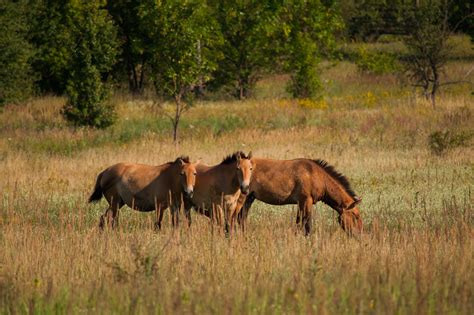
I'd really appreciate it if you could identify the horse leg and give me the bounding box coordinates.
[154,204,165,231]
[226,206,236,238]
[238,192,255,233]
[100,204,120,230]
[299,197,313,236]
[110,202,121,229]
[99,207,109,230]
[184,199,192,228]
[171,205,180,228]
[296,208,301,225]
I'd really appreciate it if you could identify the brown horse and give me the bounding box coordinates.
[237,158,363,235]
[88,156,199,229]
[180,151,254,236]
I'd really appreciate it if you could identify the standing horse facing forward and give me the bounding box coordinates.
[88,156,199,230]
[178,151,254,236]
[238,158,363,235]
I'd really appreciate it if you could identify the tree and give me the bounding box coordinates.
[61,1,119,128]
[139,0,221,142]
[30,1,71,94]
[342,0,409,41]
[0,0,34,105]
[208,0,279,99]
[402,0,467,108]
[280,0,343,99]
[107,0,150,94]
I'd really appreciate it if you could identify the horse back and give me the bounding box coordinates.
[251,158,324,204]
[100,162,176,211]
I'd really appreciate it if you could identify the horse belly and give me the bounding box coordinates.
[117,185,159,212]
[255,189,297,205]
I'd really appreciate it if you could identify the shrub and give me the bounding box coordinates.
[0,0,34,105]
[61,2,118,128]
[428,130,472,155]
[355,46,400,75]
[62,62,116,129]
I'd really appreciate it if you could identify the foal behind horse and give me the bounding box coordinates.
[182,151,254,236]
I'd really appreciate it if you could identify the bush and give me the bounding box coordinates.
[355,47,400,75]
[61,2,118,128]
[428,130,472,155]
[0,0,34,105]
[62,67,116,129]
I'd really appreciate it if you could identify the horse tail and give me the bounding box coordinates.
[88,171,104,203]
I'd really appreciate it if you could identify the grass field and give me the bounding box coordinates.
[1,57,473,314]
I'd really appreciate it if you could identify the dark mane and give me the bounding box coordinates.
[313,159,358,199]
[221,151,249,164]
[171,155,190,164]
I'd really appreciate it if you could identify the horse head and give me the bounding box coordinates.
[235,151,254,194]
[338,197,363,235]
[178,157,200,199]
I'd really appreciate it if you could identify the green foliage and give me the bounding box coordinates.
[107,0,150,93]
[285,36,322,98]
[342,0,408,41]
[208,0,279,99]
[30,2,72,94]
[139,0,220,101]
[340,0,472,42]
[61,1,119,128]
[448,0,473,41]
[0,0,34,105]
[355,46,400,74]
[428,130,472,155]
[281,0,343,99]
[402,1,452,107]
[139,0,222,141]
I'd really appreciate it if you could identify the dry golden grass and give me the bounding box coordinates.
[1,61,473,313]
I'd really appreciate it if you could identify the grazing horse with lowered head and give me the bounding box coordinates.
[180,151,254,236]
[237,158,363,235]
[88,156,199,229]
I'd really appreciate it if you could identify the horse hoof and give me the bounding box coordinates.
[154,222,161,231]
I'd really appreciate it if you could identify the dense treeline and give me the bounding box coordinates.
[340,0,473,41]
[0,0,472,130]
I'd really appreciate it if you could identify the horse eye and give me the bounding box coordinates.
[181,172,184,175]
[250,167,253,171]
[193,172,197,176]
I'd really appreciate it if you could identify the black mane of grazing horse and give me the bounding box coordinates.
[312,159,358,200]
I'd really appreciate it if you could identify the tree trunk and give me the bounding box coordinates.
[172,119,179,143]
[138,58,146,93]
[431,64,439,108]
[172,95,181,143]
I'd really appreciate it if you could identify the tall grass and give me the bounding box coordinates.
[1,57,473,313]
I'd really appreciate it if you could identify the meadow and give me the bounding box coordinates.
[0,53,473,313]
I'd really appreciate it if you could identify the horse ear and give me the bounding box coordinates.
[236,153,241,161]
[248,151,253,159]
[347,197,362,210]
[178,158,185,166]
[195,159,201,165]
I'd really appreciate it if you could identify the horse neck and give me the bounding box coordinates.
[321,175,354,213]
[164,163,181,188]
[213,163,239,191]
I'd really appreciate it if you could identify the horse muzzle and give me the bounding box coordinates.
[184,189,194,198]
[240,185,250,194]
